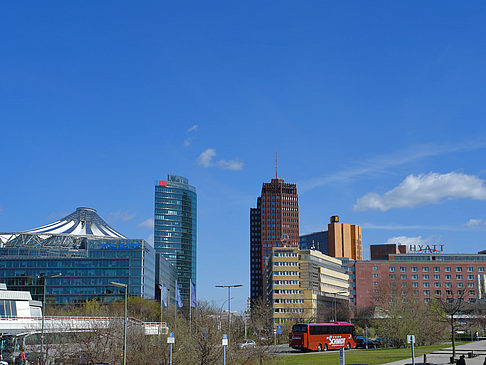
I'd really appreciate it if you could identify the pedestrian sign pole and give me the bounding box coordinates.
[339,346,345,365]
[407,335,416,365]
[222,334,228,365]
[167,332,175,365]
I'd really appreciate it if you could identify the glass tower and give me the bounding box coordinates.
[154,175,197,304]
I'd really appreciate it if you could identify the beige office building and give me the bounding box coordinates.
[268,247,349,329]
[328,216,363,261]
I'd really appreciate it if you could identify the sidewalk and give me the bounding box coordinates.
[382,340,486,365]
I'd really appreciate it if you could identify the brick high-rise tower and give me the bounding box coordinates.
[250,178,299,303]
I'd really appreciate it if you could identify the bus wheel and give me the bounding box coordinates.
[317,344,322,352]
[324,344,328,351]
[346,343,351,350]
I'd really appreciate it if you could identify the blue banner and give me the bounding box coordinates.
[161,282,168,307]
[176,281,183,308]
[190,279,197,308]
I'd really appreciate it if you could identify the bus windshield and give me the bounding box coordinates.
[292,324,308,333]
[0,335,15,352]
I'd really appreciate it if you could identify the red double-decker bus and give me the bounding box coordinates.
[289,322,357,352]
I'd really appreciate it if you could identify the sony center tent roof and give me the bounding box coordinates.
[0,207,126,247]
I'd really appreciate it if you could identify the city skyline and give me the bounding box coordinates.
[1,2,486,311]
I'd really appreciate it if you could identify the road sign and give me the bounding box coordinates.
[277,326,283,335]
[407,335,415,344]
[222,334,228,346]
[167,332,175,344]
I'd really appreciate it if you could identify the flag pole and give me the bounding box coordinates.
[174,280,177,332]
[190,279,192,334]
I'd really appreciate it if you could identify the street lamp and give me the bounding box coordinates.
[39,273,62,365]
[332,290,348,322]
[110,282,128,365]
[215,284,243,345]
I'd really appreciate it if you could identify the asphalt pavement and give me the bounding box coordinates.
[383,340,486,365]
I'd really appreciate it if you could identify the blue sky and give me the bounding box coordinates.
[1,2,486,311]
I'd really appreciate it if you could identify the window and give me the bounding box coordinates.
[424,298,431,303]
[435,290,442,296]
[468,283,475,288]
[411,266,418,272]
[389,266,395,272]
[445,266,451,272]
[479,267,484,273]
[400,274,407,280]
[423,274,429,280]
[433,274,440,280]
[373,282,378,286]
[373,274,379,278]
[457,282,464,288]
[373,265,378,271]
[423,282,430,288]
[434,282,441,287]
[445,274,451,280]
[458,290,463,295]
[469,290,475,296]
[389,274,396,279]
[434,267,440,272]
[401,282,407,287]
[412,274,418,280]
[424,290,430,295]
[456,267,462,272]
[456,274,463,280]
[446,282,452,288]
[446,290,453,296]
[400,266,407,272]
[468,275,474,281]
[422,266,429,272]
[412,282,418,288]
[467,266,474,272]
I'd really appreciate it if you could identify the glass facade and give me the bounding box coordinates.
[154,175,197,303]
[300,231,329,254]
[0,238,157,304]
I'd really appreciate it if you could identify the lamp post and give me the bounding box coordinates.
[110,282,128,365]
[39,273,62,365]
[216,284,243,346]
[332,290,348,322]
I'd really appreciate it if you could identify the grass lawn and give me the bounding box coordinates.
[277,343,468,365]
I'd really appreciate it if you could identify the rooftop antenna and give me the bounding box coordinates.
[275,152,278,179]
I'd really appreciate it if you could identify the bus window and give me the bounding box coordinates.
[292,324,308,333]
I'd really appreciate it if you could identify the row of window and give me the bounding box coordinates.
[274,308,304,313]
[274,299,304,304]
[273,252,298,257]
[274,280,299,285]
[377,273,478,281]
[374,281,474,289]
[274,271,299,276]
[274,262,298,267]
[274,289,301,294]
[382,265,484,273]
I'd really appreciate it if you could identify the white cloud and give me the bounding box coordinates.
[138,218,154,229]
[386,235,428,246]
[466,218,483,227]
[197,148,243,170]
[146,234,154,245]
[218,159,244,171]
[183,139,192,147]
[187,124,198,133]
[301,138,486,192]
[197,149,217,167]
[108,211,136,222]
[354,172,486,211]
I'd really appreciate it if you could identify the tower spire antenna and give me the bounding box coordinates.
[275,152,278,179]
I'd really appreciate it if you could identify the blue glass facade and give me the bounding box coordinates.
[154,175,197,304]
[0,238,157,303]
[300,231,329,254]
